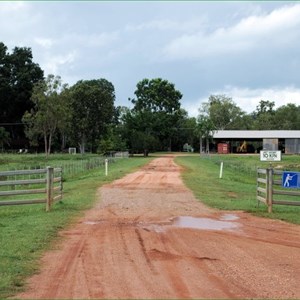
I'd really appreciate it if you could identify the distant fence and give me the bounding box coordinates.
[0,156,116,180]
[0,167,62,211]
[257,168,300,212]
[59,156,115,178]
[113,151,129,158]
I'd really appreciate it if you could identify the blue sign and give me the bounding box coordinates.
[282,172,300,188]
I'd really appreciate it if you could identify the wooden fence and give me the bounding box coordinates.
[257,168,300,213]
[0,167,62,211]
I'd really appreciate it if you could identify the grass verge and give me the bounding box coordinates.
[0,156,152,298]
[176,155,300,225]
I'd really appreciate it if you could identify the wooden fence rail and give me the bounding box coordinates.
[0,167,62,211]
[257,168,300,213]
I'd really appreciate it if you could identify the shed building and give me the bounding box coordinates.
[212,130,300,154]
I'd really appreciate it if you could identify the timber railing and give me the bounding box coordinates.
[0,167,62,211]
[257,168,300,213]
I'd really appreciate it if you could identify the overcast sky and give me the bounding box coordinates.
[1,1,300,117]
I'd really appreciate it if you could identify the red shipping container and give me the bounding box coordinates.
[218,143,229,154]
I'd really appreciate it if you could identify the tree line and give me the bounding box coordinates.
[1,42,300,155]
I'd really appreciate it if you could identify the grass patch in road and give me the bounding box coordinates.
[0,156,152,299]
[176,155,300,225]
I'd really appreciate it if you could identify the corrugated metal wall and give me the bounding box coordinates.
[263,139,278,151]
[285,138,300,154]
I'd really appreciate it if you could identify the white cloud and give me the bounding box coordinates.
[34,38,54,49]
[41,51,77,75]
[34,31,119,54]
[125,18,206,33]
[186,85,300,117]
[63,32,119,48]
[163,3,300,59]
[31,31,121,81]
[0,2,41,40]
[0,1,26,12]
[228,86,300,113]
[184,102,200,119]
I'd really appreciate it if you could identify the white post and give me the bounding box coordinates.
[105,159,108,176]
[219,161,223,179]
[46,166,54,212]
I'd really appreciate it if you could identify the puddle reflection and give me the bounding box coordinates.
[84,214,241,233]
[173,216,239,231]
[141,214,240,233]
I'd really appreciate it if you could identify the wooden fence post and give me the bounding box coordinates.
[46,166,54,212]
[266,168,273,213]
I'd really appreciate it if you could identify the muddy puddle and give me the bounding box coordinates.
[219,214,240,221]
[172,215,239,231]
[83,221,100,225]
[141,214,241,233]
[83,214,241,233]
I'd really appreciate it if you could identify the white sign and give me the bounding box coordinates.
[260,150,281,161]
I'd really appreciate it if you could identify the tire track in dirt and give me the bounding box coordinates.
[16,156,300,299]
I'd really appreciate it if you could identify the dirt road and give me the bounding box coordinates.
[17,156,300,299]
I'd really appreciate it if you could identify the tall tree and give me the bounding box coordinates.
[196,114,215,154]
[9,47,44,122]
[273,103,300,130]
[22,75,68,156]
[255,100,275,115]
[201,95,245,130]
[0,127,10,152]
[0,42,44,146]
[122,109,160,156]
[0,43,10,122]
[70,79,115,154]
[57,86,73,150]
[252,100,276,129]
[175,110,198,151]
[128,78,183,154]
[131,78,182,113]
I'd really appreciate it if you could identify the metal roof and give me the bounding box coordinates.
[213,130,300,139]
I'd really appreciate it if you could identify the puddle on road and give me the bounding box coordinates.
[219,214,240,221]
[83,214,241,233]
[141,214,240,233]
[83,221,100,225]
[172,216,239,231]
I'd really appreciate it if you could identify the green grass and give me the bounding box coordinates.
[176,155,300,225]
[0,156,152,298]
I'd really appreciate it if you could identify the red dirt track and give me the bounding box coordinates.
[17,156,300,299]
